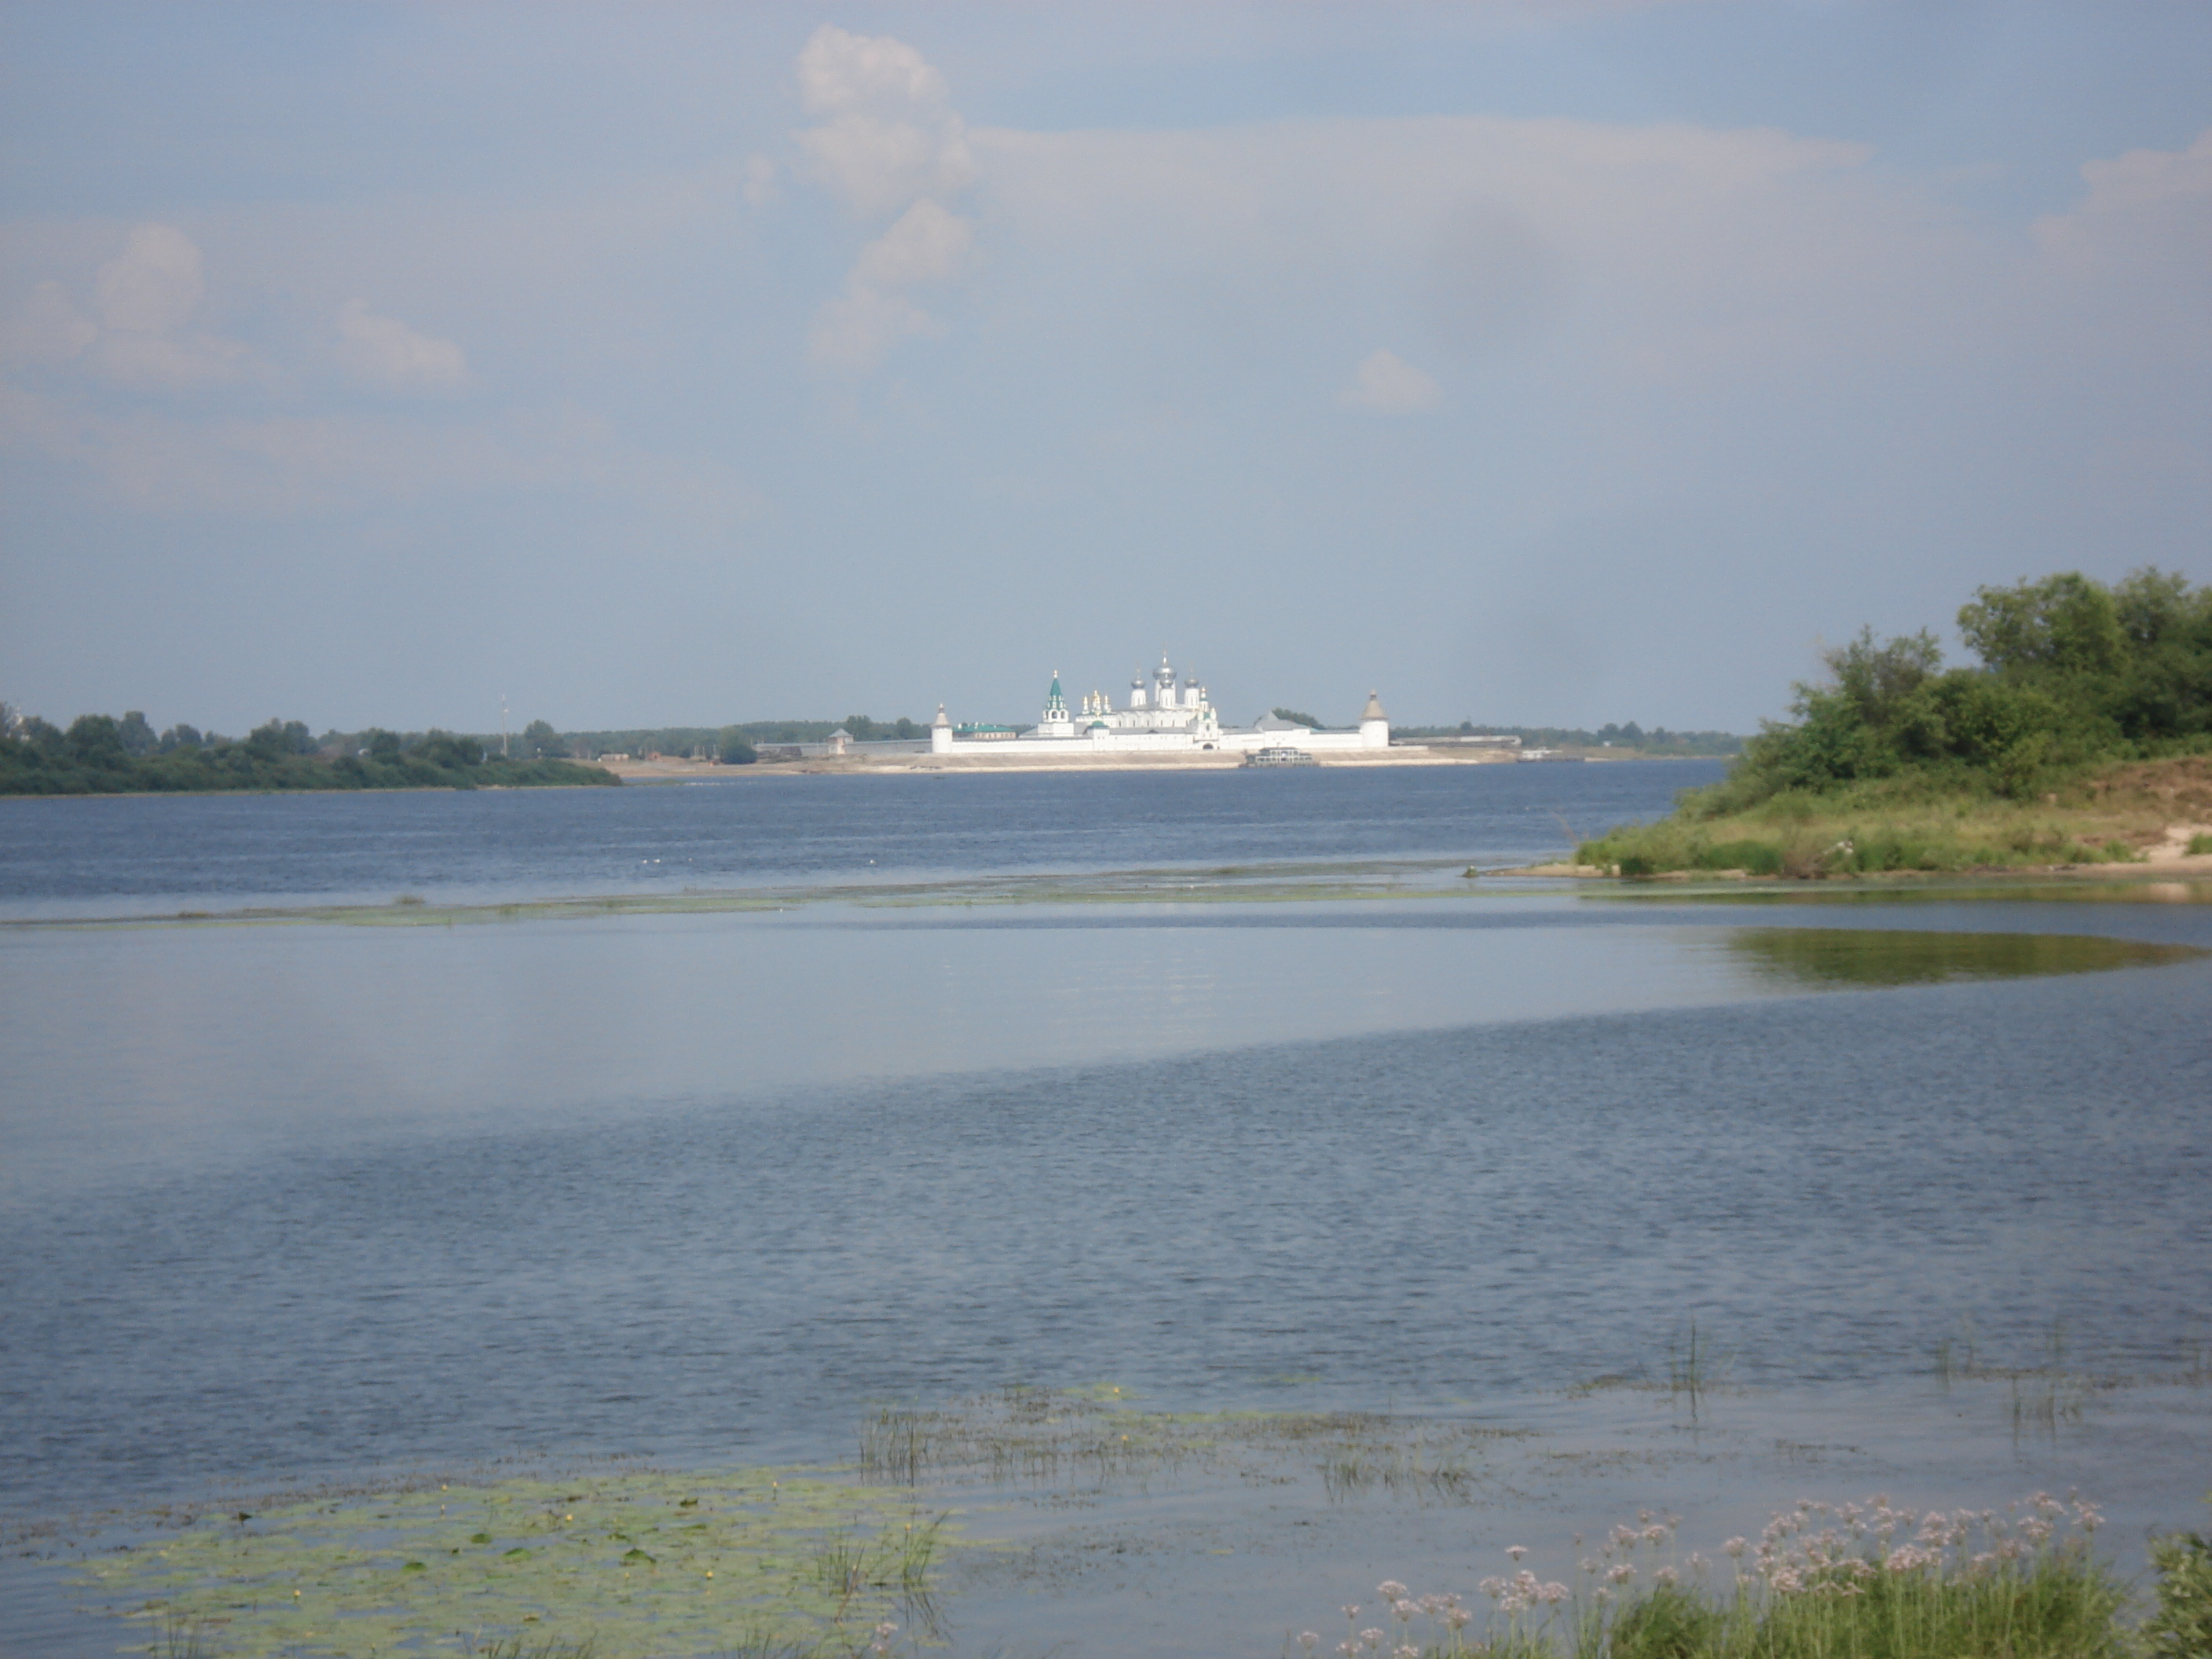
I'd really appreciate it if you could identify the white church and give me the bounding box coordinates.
[926,654,1390,757]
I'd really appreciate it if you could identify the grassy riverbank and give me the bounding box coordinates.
[1576,753,2212,877]
[1301,1494,2211,1659]
[1574,569,2212,877]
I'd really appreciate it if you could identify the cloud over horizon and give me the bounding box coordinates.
[1343,350,1442,414]
[797,24,981,374]
[0,6,2203,733]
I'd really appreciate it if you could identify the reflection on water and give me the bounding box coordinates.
[1726,926,2205,987]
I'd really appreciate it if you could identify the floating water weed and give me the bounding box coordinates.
[856,1388,1512,1503]
[147,1615,216,1659]
[1318,1437,1475,1505]
[83,1466,964,1659]
[1665,1319,1726,1417]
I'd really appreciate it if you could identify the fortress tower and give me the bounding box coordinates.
[1359,690,1389,749]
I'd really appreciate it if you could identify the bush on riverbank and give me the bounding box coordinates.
[2144,1513,2212,1659]
[1577,569,2212,874]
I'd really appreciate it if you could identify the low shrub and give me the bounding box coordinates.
[2144,1506,2212,1659]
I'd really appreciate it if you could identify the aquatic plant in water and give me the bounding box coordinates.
[859,1385,1516,1503]
[79,1465,961,1659]
[1291,1492,2130,1658]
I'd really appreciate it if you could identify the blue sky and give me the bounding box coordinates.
[2,2,2206,734]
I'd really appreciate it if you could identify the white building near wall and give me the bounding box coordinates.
[928,654,1389,757]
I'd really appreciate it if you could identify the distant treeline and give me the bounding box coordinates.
[565,716,928,764]
[0,712,617,796]
[1393,721,1745,756]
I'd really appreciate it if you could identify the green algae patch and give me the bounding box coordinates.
[1724,926,2203,990]
[3,858,1505,933]
[79,1466,965,1658]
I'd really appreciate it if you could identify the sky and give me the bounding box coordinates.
[1,2,2207,735]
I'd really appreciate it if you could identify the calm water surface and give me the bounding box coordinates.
[2,767,2207,1656]
[0,760,1720,917]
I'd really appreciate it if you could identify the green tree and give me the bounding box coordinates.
[1958,572,2126,679]
[19,716,66,756]
[66,714,130,767]
[718,727,758,765]
[518,719,565,759]
[416,731,483,769]
[1821,627,1943,727]
[117,710,157,756]
[244,719,317,760]
[1271,707,1320,728]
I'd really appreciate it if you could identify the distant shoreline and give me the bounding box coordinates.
[598,748,1715,782]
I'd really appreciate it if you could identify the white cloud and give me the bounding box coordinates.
[797,24,951,117]
[13,222,262,386]
[743,153,779,207]
[795,31,981,375]
[810,200,976,372]
[0,281,99,364]
[809,284,947,374]
[95,224,206,334]
[852,200,976,287]
[2031,127,2212,355]
[2070,126,2212,215]
[1,377,756,522]
[1342,348,1442,413]
[794,24,974,218]
[965,115,1978,387]
[335,300,470,392]
[94,331,254,388]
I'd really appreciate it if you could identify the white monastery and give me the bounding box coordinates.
[924,654,1389,758]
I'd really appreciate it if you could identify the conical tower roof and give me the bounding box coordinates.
[1361,690,1387,722]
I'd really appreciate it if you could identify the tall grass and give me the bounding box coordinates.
[1579,812,2145,879]
[1288,1493,2139,1659]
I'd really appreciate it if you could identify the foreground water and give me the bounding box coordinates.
[2,765,2207,1657]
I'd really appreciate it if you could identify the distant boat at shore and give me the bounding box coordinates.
[1241,745,1318,767]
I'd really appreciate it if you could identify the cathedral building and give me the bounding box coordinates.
[928,654,1388,757]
